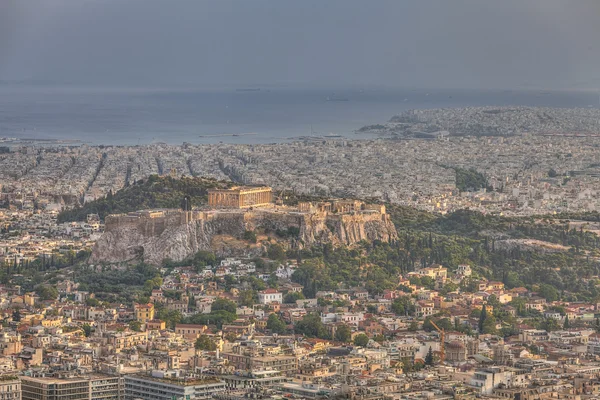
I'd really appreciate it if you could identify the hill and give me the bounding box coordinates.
[57,175,233,223]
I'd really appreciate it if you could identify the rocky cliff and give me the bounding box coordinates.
[90,208,397,265]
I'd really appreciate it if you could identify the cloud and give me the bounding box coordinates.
[0,0,599,89]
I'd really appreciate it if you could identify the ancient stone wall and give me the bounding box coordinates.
[91,208,397,265]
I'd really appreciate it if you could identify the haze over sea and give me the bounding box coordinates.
[0,85,599,146]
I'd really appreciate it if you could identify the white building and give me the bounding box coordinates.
[257,289,282,305]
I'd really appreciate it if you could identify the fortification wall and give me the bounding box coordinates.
[92,208,397,264]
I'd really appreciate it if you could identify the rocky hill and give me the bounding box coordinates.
[90,208,398,265]
[58,175,232,222]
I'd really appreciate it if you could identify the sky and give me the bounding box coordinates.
[0,0,599,90]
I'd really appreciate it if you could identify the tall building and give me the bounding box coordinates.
[21,374,121,400]
[134,303,155,323]
[0,376,21,400]
[124,372,225,400]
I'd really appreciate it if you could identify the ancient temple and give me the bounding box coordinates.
[208,186,273,209]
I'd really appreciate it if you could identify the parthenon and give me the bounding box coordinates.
[208,186,273,209]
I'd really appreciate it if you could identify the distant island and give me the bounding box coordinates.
[357,106,600,138]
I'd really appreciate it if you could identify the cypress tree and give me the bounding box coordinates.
[425,346,434,366]
[478,304,488,333]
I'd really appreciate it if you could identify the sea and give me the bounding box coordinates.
[0,84,598,146]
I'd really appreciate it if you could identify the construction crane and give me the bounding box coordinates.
[429,320,445,363]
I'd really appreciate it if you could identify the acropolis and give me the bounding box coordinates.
[208,186,273,209]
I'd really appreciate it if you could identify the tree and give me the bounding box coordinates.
[548,168,558,178]
[353,333,369,347]
[156,308,183,330]
[478,304,488,333]
[539,284,559,302]
[267,244,286,261]
[211,298,237,314]
[188,310,236,329]
[539,317,560,332]
[373,334,385,344]
[36,285,59,301]
[192,251,217,270]
[243,230,257,243]
[224,332,238,342]
[85,297,101,307]
[563,315,569,329]
[11,309,21,322]
[144,276,163,291]
[423,317,435,332]
[283,291,305,304]
[238,290,256,307]
[440,282,458,295]
[195,335,217,351]
[129,321,142,332]
[425,346,434,366]
[266,313,287,334]
[334,324,352,342]
[392,296,414,316]
[420,276,435,290]
[436,318,452,331]
[408,321,419,331]
[82,323,92,337]
[295,314,329,339]
[481,314,497,335]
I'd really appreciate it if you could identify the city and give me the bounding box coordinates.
[3,1,600,399]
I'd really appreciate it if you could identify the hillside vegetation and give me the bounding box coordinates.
[53,176,600,302]
[58,175,232,222]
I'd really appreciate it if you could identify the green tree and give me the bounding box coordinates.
[563,315,569,329]
[420,276,435,290]
[267,244,286,261]
[353,333,369,347]
[195,335,217,351]
[238,290,256,307]
[539,284,559,302]
[392,296,415,316]
[36,285,59,301]
[211,298,237,314]
[440,282,458,295]
[539,317,560,332]
[156,308,183,329]
[188,310,236,329]
[423,317,435,332]
[144,276,163,291]
[478,304,488,333]
[295,314,329,339]
[425,346,434,366]
[482,314,497,334]
[266,313,287,334]
[85,297,100,307]
[82,323,92,337]
[408,321,419,331]
[192,251,217,269]
[334,324,352,342]
[243,230,257,243]
[129,321,142,332]
[283,291,305,304]
[373,334,385,344]
[11,309,21,322]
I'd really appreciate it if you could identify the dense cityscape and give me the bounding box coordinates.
[2,116,600,398]
[3,1,600,399]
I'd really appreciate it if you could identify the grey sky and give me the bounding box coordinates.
[1,0,599,89]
